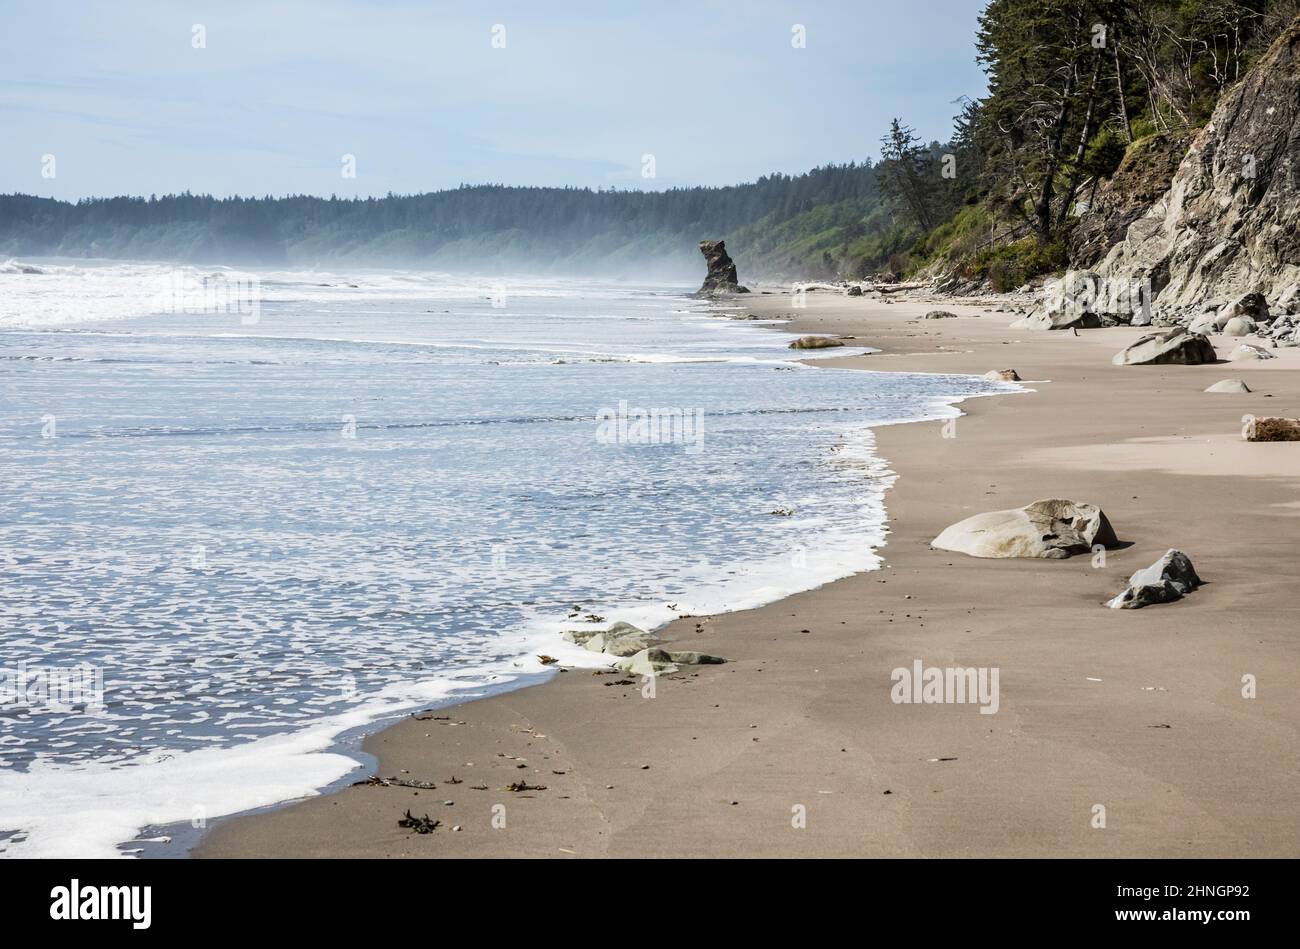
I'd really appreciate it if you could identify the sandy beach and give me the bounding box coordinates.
[196,291,1300,859]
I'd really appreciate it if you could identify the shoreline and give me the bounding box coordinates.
[196,290,1300,858]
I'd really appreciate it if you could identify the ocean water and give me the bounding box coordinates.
[0,260,1011,857]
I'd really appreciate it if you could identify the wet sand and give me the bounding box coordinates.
[197,291,1300,858]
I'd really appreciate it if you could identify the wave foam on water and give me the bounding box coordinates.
[0,263,1018,858]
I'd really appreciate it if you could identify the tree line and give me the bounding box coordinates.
[5,2,1294,284]
[0,164,885,280]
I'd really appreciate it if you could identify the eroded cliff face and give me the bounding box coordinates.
[1069,132,1194,270]
[1096,17,1300,308]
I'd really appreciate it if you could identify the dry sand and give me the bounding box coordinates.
[197,291,1300,858]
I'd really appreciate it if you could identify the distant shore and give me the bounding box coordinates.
[196,288,1300,858]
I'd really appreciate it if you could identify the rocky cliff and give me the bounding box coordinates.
[1095,17,1300,309]
[1069,132,1193,269]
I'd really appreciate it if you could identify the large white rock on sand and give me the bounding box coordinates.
[1011,310,1101,331]
[1223,316,1258,337]
[983,369,1022,382]
[1228,343,1275,361]
[932,499,1119,560]
[1205,378,1252,393]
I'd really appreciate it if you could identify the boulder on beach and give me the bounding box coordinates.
[566,621,656,658]
[983,369,1022,382]
[1220,292,1270,322]
[1223,316,1258,337]
[585,622,656,658]
[696,240,749,295]
[1012,310,1101,331]
[1228,343,1275,361]
[932,499,1119,560]
[1106,549,1202,610]
[1204,379,1252,393]
[1111,327,1216,366]
[665,650,727,666]
[788,336,845,350]
[614,647,726,677]
[924,310,957,320]
[1188,311,1230,335]
[1245,416,1300,441]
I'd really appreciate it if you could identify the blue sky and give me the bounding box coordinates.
[2,0,990,199]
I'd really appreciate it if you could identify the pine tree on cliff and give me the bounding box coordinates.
[878,119,936,231]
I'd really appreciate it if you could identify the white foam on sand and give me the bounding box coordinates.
[0,419,912,860]
[0,630,612,859]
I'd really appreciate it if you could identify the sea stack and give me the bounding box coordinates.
[697,239,749,295]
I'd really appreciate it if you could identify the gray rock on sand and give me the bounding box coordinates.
[932,499,1119,560]
[1204,379,1252,393]
[788,336,845,350]
[1106,549,1202,610]
[1245,417,1300,441]
[564,621,656,658]
[1112,327,1216,366]
[983,369,1022,382]
[1223,316,1258,337]
[615,647,726,677]
[588,622,657,658]
[924,310,958,320]
[1012,310,1101,331]
[1188,310,1232,335]
[1228,343,1275,361]
[665,650,726,666]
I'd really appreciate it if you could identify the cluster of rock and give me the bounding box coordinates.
[562,621,725,676]
[933,500,1202,610]
[1016,274,1300,344]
